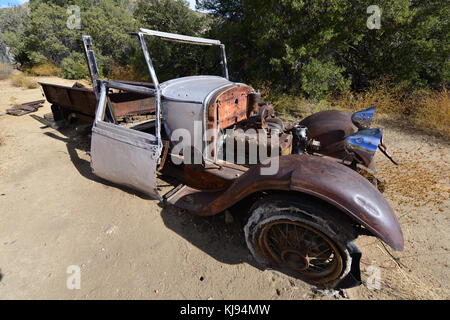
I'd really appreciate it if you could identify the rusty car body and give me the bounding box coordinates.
[41,29,403,289]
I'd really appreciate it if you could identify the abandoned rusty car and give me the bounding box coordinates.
[39,29,403,289]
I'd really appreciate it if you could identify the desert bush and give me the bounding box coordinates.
[199,0,449,96]
[61,52,89,80]
[329,82,450,138]
[413,88,450,138]
[270,78,450,138]
[301,59,351,100]
[28,63,60,76]
[329,79,409,115]
[10,73,39,89]
[0,63,13,80]
[107,65,144,81]
[132,0,214,82]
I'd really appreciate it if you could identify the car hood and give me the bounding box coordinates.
[160,76,233,103]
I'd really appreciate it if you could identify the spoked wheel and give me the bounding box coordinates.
[245,195,357,288]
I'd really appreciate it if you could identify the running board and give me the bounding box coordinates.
[163,184,222,215]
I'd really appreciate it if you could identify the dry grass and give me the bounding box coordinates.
[108,65,143,81]
[270,79,450,139]
[27,63,60,76]
[330,82,450,138]
[413,89,450,138]
[0,63,13,80]
[10,73,39,89]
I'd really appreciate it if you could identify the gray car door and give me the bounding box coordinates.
[90,81,161,199]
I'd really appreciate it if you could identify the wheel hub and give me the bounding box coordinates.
[281,249,309,271]
[258,219,344,284]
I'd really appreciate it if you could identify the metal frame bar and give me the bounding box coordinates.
[95,80,158,126]
[140,28,221,46]
[138,28,229,80]
[82,35,100,98]
[95,83,107,123]
[105,80,156,96]
[220,44,229,80]
[137,32,162,147]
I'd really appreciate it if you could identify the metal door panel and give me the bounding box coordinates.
[90,82,160,199]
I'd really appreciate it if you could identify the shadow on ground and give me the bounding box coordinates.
[36,116,262,271]
[160,204,262,269]
[40,121,154,200]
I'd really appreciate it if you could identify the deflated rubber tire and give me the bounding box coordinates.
[244,194,358,288]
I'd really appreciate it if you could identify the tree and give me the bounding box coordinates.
[132,0,215,82]
[197,0,449,97]
[1,0,137,77]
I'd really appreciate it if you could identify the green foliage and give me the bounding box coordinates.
[0,4,27,34]
[301,59,351,100]
[0,0,215,81]
[1,0,447,98]
[198,0,449,95]
[132,0,216,82]
[0,4,28,63]
[2,0,137,70]
[61,52,88,79]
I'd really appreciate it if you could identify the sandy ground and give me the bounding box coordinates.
[0,76,449,300]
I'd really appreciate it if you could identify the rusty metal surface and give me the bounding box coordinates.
[40,82,98,116]
[299,110,357,148]
[166,154,404,251]
[114,80,155,88]
[109,92,155,117]
[40,82,156,119]
[208,84,255,131]
[6,100,45,116]
[315,154,385,192]
[258,219,345,283]
[162,155,243,191]
[204,83,254,160]
[247,91,261,117]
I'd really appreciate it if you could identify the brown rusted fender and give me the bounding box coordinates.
[299,110,377,168]
[168,154,404,251]
[299,110,357,148]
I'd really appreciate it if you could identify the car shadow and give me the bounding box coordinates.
[159,203,263,269]
[41,123,154,200]
[37,117,263,271]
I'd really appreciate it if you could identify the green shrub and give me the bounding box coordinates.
[61,52,89,80]
[28,51,47,65]
[301,59,351,100]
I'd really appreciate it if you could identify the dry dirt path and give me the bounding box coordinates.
[0,77,449,299]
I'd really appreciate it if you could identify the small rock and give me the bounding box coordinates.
[105,225,118,235]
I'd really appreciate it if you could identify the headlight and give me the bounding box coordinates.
[351,106,377,130]
[344,128,382,166]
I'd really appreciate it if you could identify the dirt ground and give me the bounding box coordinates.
[0,76,449,300]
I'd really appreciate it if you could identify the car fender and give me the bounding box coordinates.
[299,110,357,148]
[168,154,403,251]
[286,155,403,250]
